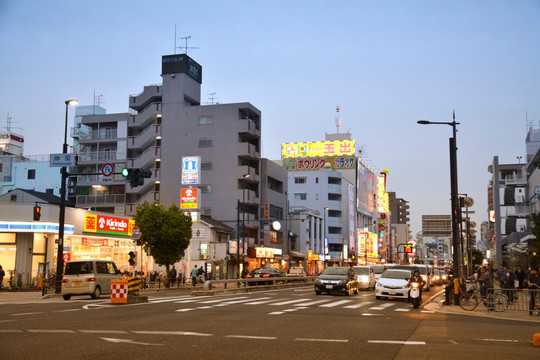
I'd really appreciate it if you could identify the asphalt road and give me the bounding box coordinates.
[0,285,538,360]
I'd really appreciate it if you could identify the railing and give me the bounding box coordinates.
[78,128,118,141]
[201,276,316,291]
[486,288,540,314]
[77,150,119,162]
[76,194,126,205]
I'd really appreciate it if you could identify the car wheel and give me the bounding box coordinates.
[63,295,71,300]
[315,291,322,295]
[91,286,101,299]
[376,296,382,300]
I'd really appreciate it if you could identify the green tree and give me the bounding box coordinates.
[471,248,484,266]
[133,201,192,285]
[528,212,540,267]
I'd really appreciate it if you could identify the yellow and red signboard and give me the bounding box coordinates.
[84,214,134,236]
[357,230,378,258]
[283,156,357,171]
[282,140,355,159]
[180,188,199,209]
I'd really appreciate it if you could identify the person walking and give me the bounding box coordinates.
[0,265,5,290]
[526,266,540,315]
[499,265,517,302]
[191,265,198,286]
[169,266,177,287]
[515,265,526,289]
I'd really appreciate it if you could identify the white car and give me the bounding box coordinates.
[352,266,376,290]
[375,269,412,301]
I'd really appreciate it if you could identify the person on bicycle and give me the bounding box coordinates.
[478,266,493,299]
[526,266,540,315]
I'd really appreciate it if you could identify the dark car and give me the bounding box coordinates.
[314,267,359,296]
[246,267,284,286]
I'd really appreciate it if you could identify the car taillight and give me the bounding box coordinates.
[86,277,96,282]
[62,279,69,283]
[246,274,253,278]
[262,274,270,278]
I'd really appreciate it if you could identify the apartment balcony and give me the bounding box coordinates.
[327,183,342,195]
[238,118,261,140]
[237,165,260,183]
[125,191,160,216]
[129,85,162,111]
[127,146,161,169]
[129,103,162,128]
[238,142,260,161]
[75,194,125,207]
[504,175,527,185]
[77,128,119,144]
[77,150,121,164]
[128,124,161,149]
[75,172,126,185]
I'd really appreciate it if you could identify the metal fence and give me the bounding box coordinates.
[486,287,540,314]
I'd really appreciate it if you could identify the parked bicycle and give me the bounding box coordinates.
[456,279,509,312]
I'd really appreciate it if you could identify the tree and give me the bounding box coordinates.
[528,212,540,267]
[471,248,484,266]
[133,201,192,285]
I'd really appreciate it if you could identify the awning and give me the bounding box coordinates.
[289,251,306,259]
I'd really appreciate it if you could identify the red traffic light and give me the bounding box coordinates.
[33,205,41,221]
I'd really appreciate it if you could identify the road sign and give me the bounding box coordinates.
[101,163,114,177]
[50,153,76,167]
[131,225,141,240]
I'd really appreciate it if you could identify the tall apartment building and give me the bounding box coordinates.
[388,192,410,225]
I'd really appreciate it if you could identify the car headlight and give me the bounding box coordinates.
[339,279,347,285]
[360,276,369,282]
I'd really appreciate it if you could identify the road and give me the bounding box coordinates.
[0,285,538,359]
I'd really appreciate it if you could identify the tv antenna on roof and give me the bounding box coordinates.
[207,92,219,105]
[174,25,199,54]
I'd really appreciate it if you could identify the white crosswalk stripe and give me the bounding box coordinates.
[270,299,309,306]
[319,300,353,308]
[369,302,396,311]
[343,301,374,309]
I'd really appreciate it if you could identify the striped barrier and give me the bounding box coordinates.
[111,279,128,304]
[128,277,140,296]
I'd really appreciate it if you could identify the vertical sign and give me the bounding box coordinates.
[182,156,201,185]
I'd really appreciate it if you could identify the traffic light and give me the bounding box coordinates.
[33,205,41,221]
[128,251,137,266]
[404,243,413,253]
[121,168,152,187]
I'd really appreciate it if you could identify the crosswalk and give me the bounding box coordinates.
[147,294,434,315]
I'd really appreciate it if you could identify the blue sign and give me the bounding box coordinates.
[50,153,76,167]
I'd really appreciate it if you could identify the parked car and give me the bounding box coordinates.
[62,260,122,300]
[246,267,283,286]
[286,266,307,277]
[375,269,413,301]
[314,267,359,296]
[352,266,376,290]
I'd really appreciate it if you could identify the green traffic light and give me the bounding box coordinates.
[121,168,129,177]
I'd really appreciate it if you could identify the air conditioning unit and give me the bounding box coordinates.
[199,254,207,260]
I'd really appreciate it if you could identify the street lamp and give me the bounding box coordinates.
[417,111,461,277]
[56,99,78,293]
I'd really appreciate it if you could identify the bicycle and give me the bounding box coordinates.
[483,289,509,312]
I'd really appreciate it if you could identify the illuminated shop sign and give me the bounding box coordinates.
[282,140,355,159]
[283,156,356,171]
[84,214,134,236]
[0,222,74,234]
[357,230,378,258]
[180,188,199,209]
[377,175,389,214]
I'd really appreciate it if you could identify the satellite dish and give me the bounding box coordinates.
[463,197,474,208]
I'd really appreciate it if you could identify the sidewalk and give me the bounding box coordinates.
[424,290,540,323]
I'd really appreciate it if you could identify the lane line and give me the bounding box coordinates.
[296,338,348,343]
[475,338,519,343]
[11,312,42,316]
[199,297,249,304]
[133,330,213,337]
[176,308,195,312]
[269,311,285,315]
[28,329,75,333]
[226,335,276,340]
[0,329,23,333]
[368,340,425,345]
[55,309,82,313]
[79,330,128,334]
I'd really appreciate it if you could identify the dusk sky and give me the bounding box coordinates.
[0,0,539,236]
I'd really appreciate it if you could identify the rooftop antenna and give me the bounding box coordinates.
[176,33,199,54]
[335,106,342,133]
[3,112,23,134]
[207,92,219,105]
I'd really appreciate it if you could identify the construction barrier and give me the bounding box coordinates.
[128,277,140,296]
[111,279,128,304]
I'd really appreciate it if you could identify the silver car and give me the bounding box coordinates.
[62,260,122,300]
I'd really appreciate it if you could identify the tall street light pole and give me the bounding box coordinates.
[56,99,78,294]
[417,111,461,277]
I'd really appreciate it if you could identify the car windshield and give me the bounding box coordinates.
[392,266,427,275]
[372,265,385,274]
[353,267,369,275]
[322,267,348,276]
[381,270,411,279]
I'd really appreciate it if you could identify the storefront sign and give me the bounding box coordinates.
[181,156,201,185]
[282,140,355,158]
[180,188,199,209]
[84,214,134,236]
[82,238,109,247]
[283,156,356,171]
[0,221,74,234]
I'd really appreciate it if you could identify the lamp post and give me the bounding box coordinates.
[323,207,328,268]
[56,99,78,294]
[417,111,461,278]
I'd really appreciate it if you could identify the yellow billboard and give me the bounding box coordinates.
[282,140,355,159]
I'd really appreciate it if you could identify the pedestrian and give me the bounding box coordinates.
[499,265,517,302]
[526,266,540,315]
[444,269,455,305]
[241,267,249,279]
[197,266,205,282]
[191,265,198,285]
[0,265,5,290]
[477,266,494,299]
[515,265,526,289]
[169,266,177,287]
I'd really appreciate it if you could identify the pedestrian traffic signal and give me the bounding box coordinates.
[121,168,152,187]
[128,251,137,266]
[404,243,413,253]
[33,205,41,221]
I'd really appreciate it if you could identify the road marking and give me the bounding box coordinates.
[394,308,410,312]
[176,308,195,312]
[369,303,395,310]
[197,306,213,309]
[150,296,193,303]
[28,329,75,333]
[293,299,330,306]
[244,299,275,305]
[11,312,42,316]
[133,330,212,337]
[199,297,249,304]
[475,338,519,343]
[421,310,435,313]
[82,304,112,310]
[0,329,23,333]
[55,309,82,313]
[296,338,348,343]
[319,300,353,308]
[368,340,425,345]
[361,313,383,316]
[226,335,276,340]
[269,311,285,315]
[270,299,307,306]
[80,330,128,334]
[343,301,374,309]
[101,337,164,346]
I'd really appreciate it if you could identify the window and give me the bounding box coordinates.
[294,193,307,200]
[198,138,213,147]
[199,116,214,125]
[201,162,212,170]
[27,169,36,179]
[198,185,212,194]
[294,177,307,184]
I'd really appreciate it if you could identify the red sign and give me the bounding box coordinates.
[82,238,109,247]
[180,188,199,209]
[84,214,134,236]
[63,253,71,264]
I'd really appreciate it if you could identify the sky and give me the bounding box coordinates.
[0,0,539,236]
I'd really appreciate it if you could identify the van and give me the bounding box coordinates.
[352,265,376,290]
[61,260,122,300]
